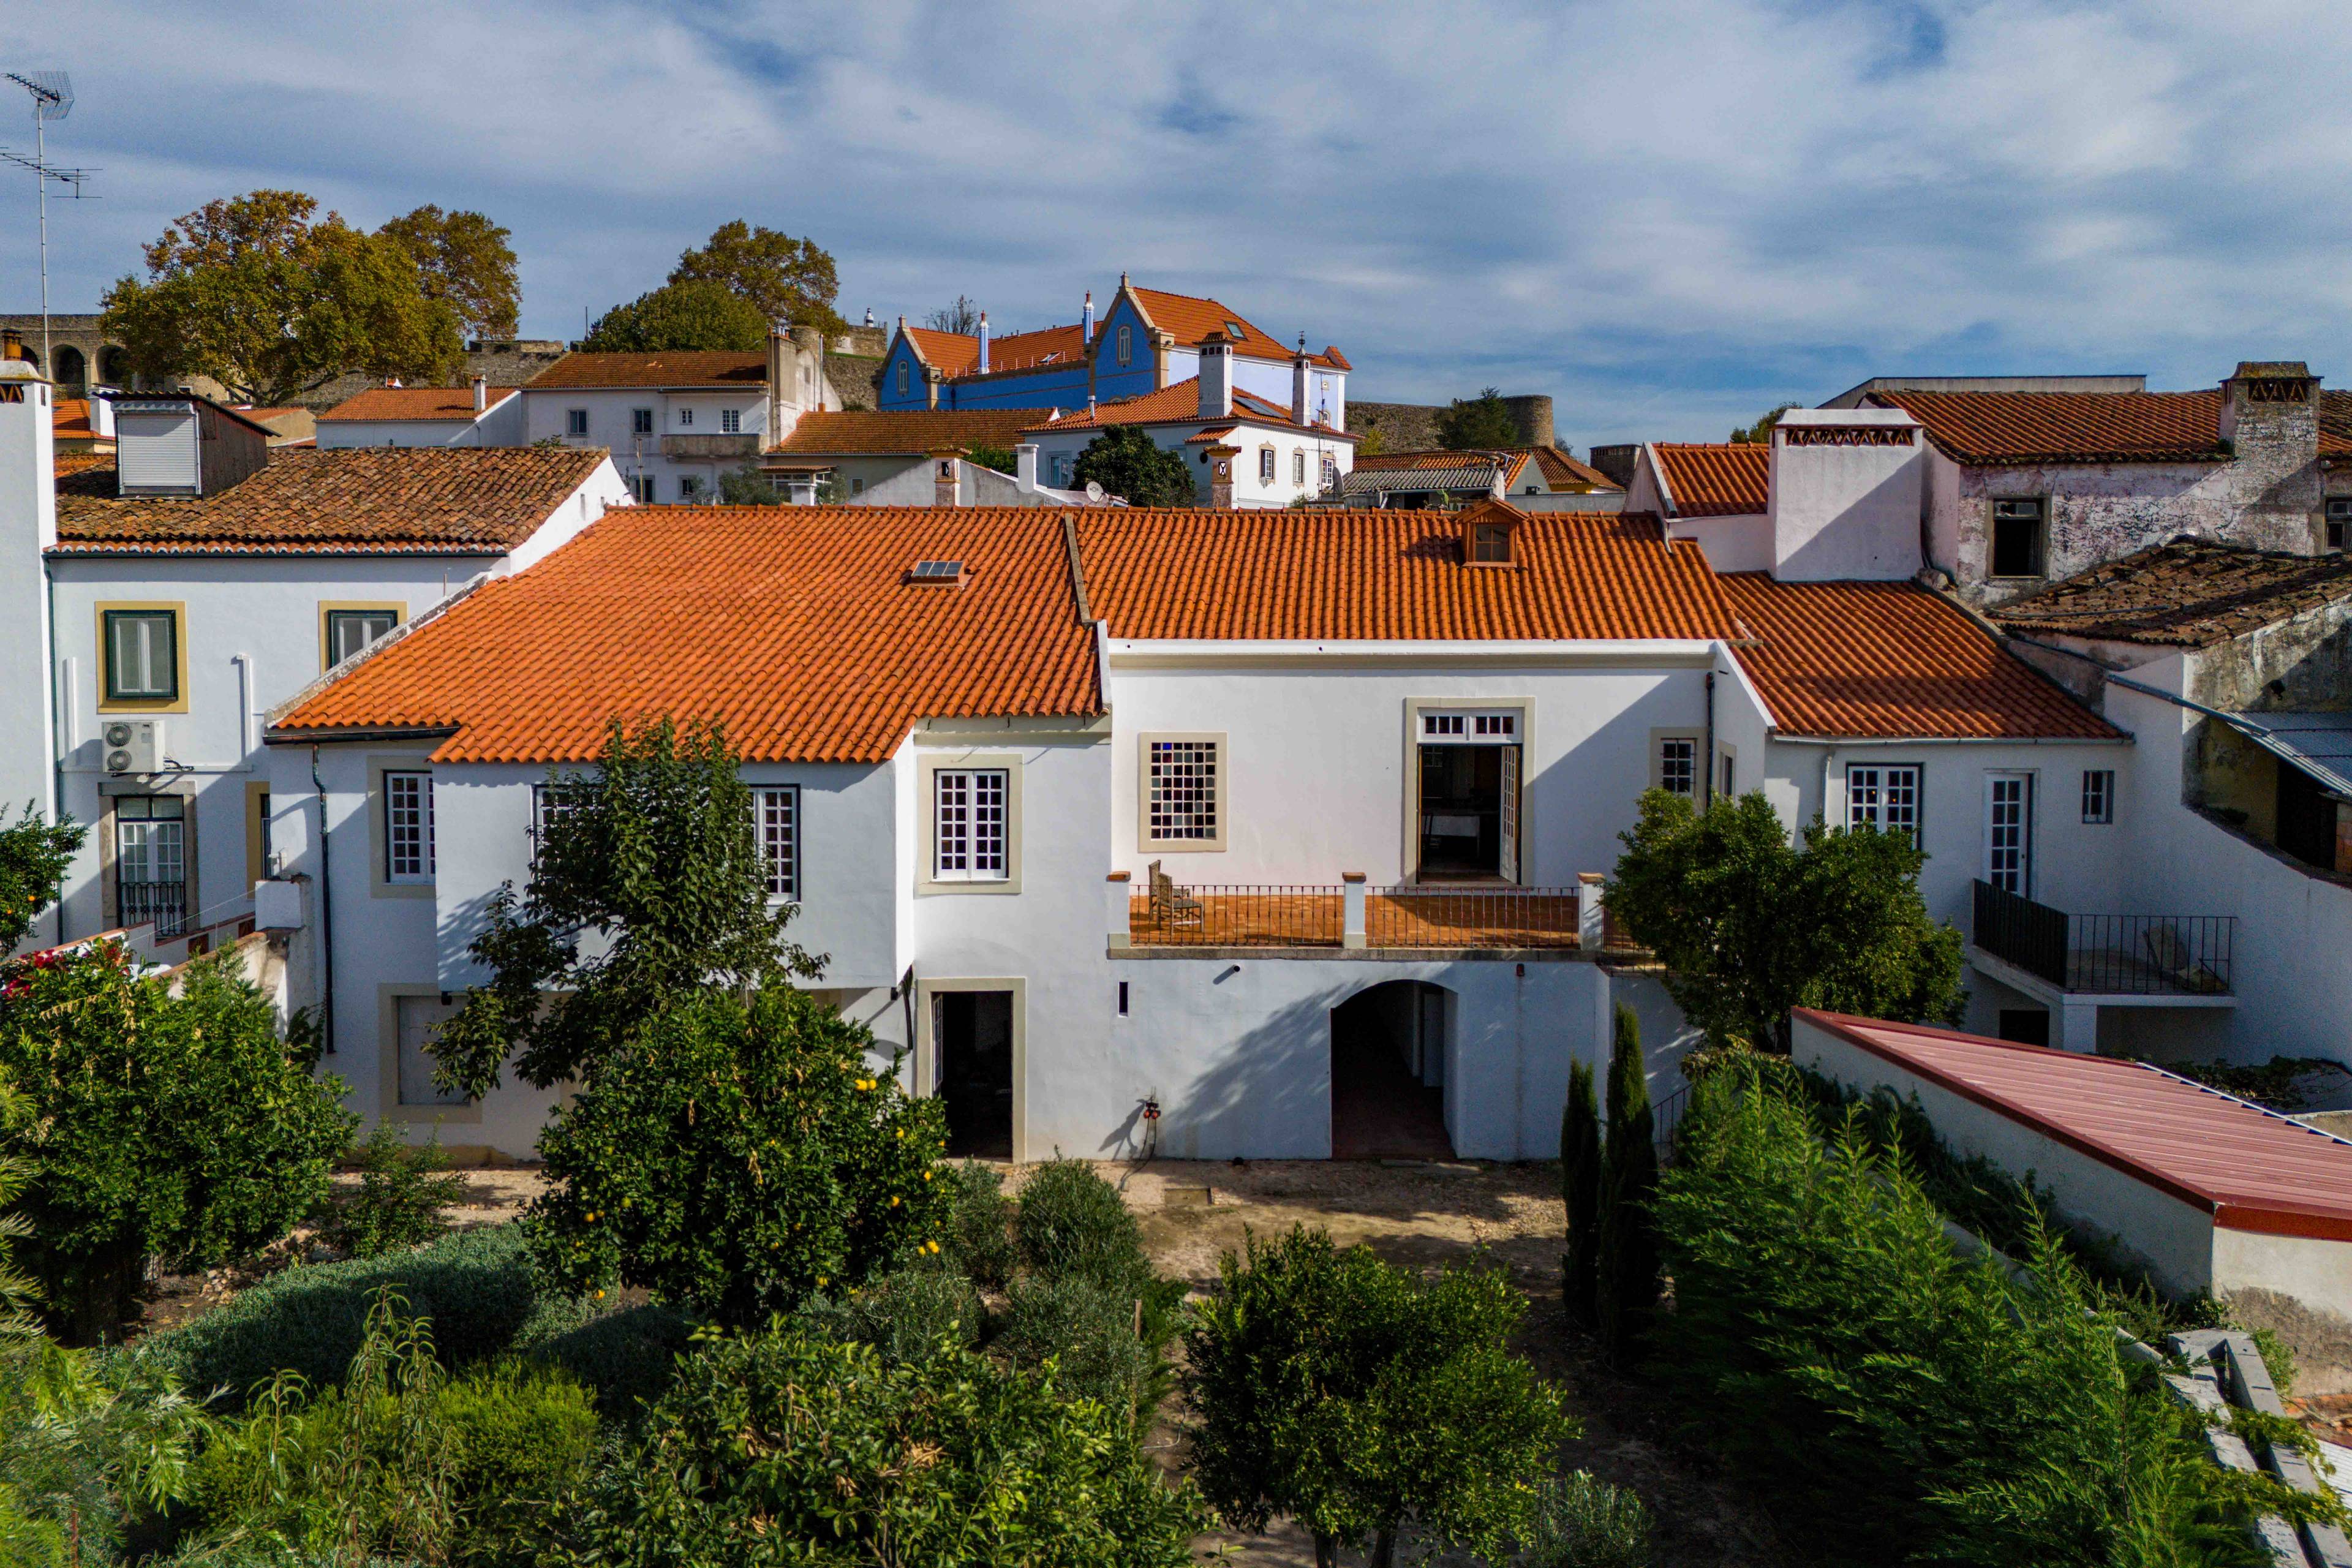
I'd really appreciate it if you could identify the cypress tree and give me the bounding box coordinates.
[1560,1060,1603,1328]
[1596,1005,1661,1366]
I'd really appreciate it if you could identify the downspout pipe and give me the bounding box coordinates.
[1703,671,1717,806]
[310,745,334,1055]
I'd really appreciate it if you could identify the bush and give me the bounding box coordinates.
[1015,1159,1145,1290]
[1560,1059,1602,1329]
[1,1335,208,1566]
[1594,1006,1660,1366]
[140,1225,588,1408]
[0,944,356,1343]
[544,1325,1202,1566]
[524,1301,693,1423]
[1520,1472,1654,1568]
[995,1273,1161,1420]
[803,1267,981,1364]
[325,1120,466,1259]
[935,1159,1017,1289]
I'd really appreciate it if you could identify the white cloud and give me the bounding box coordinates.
[6,0,2352,441]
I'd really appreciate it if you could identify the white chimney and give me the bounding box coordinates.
[1291,334,1311,425]
[0,358,59,843]
[471,374,488,413]
[1199,332,1234,420]
[978,312,990,374]
[1082,290,1095,346]
[1016,442,1040,492]
[89,390,116,439]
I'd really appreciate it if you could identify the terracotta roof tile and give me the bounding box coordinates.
[908,322,1092,380]
[53,451,107,479]
[1022,378,1354,440]
[270,505,1102,763]
[1721,574,2118,739]
[902,326,979,377]
[318,385,518,421]
[1653,442,1769,517]
[766,409,1040,456]
[1351,447,1619,492]
[524,351,766,391]
[1081,506,1735,641]
[1525,447,1622,491]
[52,398,97,440]
[1991,538,2352,647]
[1871,389,2230,464]
[51,447,609,556]
[1128,287,1343,369]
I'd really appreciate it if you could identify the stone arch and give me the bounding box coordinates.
[1329,978,1454,1159]
[53,344,85,388]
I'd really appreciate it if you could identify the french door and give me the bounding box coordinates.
[1984,774,2033,895]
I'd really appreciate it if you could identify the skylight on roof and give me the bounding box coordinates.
[1224,320,1246,338]
[905,559,967,587]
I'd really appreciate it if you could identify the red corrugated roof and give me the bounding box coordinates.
[1653,442,1769,516]
[1798,1009,2352,1242]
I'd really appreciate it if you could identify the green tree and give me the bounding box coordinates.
[0,805,83,954]
[1073,424,1196,507]
[1607,789,1964,1054]
[100,190,463,405]
[964,440,1017,475]
[379,204,521,339]
[1730,404,1796,444]
[1594,1007,1660,1366]
[1559,1058,1602,1329]
[546,1325,1203,1566]
[0,1336,208,1565]
[579,278,768,353]
[1434,387,1519,450]
[1183,1226,1574,1568]
[717,462,786,505]
[0,945,356,1343]
[668,219,845,337]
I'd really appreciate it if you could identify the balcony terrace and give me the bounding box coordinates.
[1111,865,1647,958]
[1968,879,2239,1052]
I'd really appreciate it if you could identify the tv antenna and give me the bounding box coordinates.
[2,71,98,375]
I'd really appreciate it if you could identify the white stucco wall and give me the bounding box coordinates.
[1024,417,1350,508]
[1768,410,1926,582]
[1664,513,1771,571]
[314,396,526,449]
[521,387,769,501]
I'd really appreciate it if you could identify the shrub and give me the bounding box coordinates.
[803,1267,981,1365]
[995,1273,1163,1421]
[1,1335,208,1567]
[0,804,84,952]
[1594,1006,1660,1365]
[1519,1472,1654,1568]
[140,1224,587,1408]
[935,1159,1017,1289]
[1015,1158,1145,1290]
[0,944,357,1342]
[325,1120,466,1259]
[1072,424,1197,507]
[544,1325,1203,1566]
[1560,1058,1602,1329]
[524,1301,693,1423]
[1184,1226,1574,1567]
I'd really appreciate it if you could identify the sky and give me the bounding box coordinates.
[5,0,2351,445]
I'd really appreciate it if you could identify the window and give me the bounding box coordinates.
[2329,497,2352,551]
[325,608,397,667]
[565,408,589,438]
[1258,447,1276,484]
[1117,981,1129,1017]
[385,772,434,883]
[104,609,178,701]
[678,407,695,428]
[1052,454,1074,487]
[254,790,271,878]
[1146,739,1221,844]
[2081,768,2114,824]
[532,784,577,858]
[933,769,1008,881]
[896,361,910,395]
[752,786,799,901]
[1469,522,1512,564]
[1990,497,2046,578]
[1720,752,1735,797]
[1848,763,1921,842]
[850,476,865,495]
[1292,450,1306,485]
[1658,737,1697,796]
[1422,712,1515,740]
[679,475,703,500]
[115,794,186,937]
[631,407,654,436]
[720,408,742,434]
[1117,325,1133,367]
[1986,773,2033,893]
[1321,454,1338,489]
[631,472,658,503]
[396,994,469,1107]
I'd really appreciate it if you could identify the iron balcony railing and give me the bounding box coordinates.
[1972,880,2234,997]
[118,878,188,940]
[1129,884,1345,948]
[1365,886,1586,949]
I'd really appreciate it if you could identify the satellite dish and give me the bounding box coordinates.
[1085,480,1104,503]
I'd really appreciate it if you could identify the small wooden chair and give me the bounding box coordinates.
[1148,860,1204,930]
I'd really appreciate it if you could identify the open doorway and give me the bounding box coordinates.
[935,990,1013,1158]
[1329,980,1453,1159]
[1416,710,1520,881]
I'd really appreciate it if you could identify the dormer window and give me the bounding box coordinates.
[1465,519,1515,565]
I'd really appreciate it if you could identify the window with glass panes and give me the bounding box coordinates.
[1848,763,1922,842]
[2329,497,2352,551]
[753,787,799,900]
[114,795,186,937]
[1658,737,1697,796]
[1986,774,2033,892]
[385,772,434,882]
[1147,741,1220,843]
[933,769,1008,881]
[2081,769,2114,824]
[104,609,178,701]
[326,609,397,666]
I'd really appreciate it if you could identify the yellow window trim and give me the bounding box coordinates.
[244,781,272,888]
[318,601,406,673]
[94,600,190,714]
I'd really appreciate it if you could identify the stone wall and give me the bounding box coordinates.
[1349,393,1555,452]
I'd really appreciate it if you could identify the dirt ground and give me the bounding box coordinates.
[153,1158,1782,1567]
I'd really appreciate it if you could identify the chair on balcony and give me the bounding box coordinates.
[2142,924,2227,995]
[1147,861,1203,931]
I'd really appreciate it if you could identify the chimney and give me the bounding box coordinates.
[1205,442,1239,509]
[89,390,115,439]
[977,312,990,374]
[1082,290,1095,347]
[932,450,962,508]
[1016,442,1040,492]
[0,356,56,856]
[1199,331,1234,419]
[0,329,21,361]
[2217,361,2323,551]
[471,374,488,413]
[864,307,876,328]
[1291,333,1311,425]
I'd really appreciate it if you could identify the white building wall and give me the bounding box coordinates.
[1024,418,1351,508]
[0,363,59,946]
[315,398,527,450]
[522,388,770,502]
[1768,410,1926,582]
[1664,513,1771,571]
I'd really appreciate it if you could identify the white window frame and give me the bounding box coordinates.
[2081,768,2114,825]
[721,407,742,434]
[932,767,1010,884]
[1258,445,1276,484]
[1651,732,1699,796]
[1139,734,1227,851]
[896,361,910,395]
[752,785,800,902]
[1985,772,2034,894]
[678,406,695,428]
[1292,449,1306,486]
[385,771,435,884]
[104,609,178,701]
[1847,763,1923,844]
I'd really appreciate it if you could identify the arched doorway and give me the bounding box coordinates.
[1329,979,1453,1159]
[100,347,128,385]
[53,345,85,388]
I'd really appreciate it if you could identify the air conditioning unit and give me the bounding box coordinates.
[103,719,162,776]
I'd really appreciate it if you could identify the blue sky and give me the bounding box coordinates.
[4,0,2350,445]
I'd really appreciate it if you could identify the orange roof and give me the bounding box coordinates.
[525,352,765,391]
[1128,287,1343,369]
[53,398,98,440]
[318,385,518,422]
[53,451,107,479]
[902,326,980,377]
[1349,448,1617,491]
[907,322,1093,381]
[1720,574,2117,740]
[767,409,1039,456]
[1869,390,2231,465]
[1081,506,1735,641]
[1525,447,1622,491]
[1652,442,1770,517]
[51,447,609,556]
[270,506,1103,763]
[1799,1010,2352,1242]
[1022,378,1355,440]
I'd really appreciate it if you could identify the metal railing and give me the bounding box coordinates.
[1128,885,1344,947]
[117,878,187,940]
[1366,886,1585,948]
[1972,880,2234,996]
[1653,1081,1694,1166]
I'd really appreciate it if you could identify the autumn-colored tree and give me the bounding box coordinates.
[101,190,462,405]
[668,220,845,337]
[379,205,520,339]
